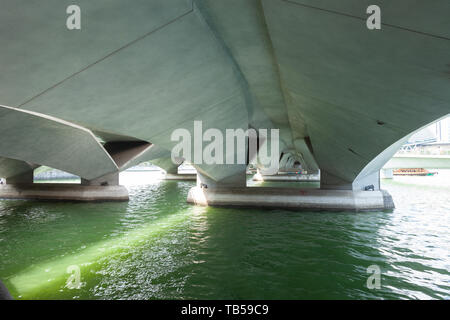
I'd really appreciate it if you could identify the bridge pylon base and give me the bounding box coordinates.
[187,186,394,212]
[0,183,129,202]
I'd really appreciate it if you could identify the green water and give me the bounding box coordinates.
[0,171,449,300]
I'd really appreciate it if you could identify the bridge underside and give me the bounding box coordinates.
[0,0,449,209]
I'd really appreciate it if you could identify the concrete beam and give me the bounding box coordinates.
[0,105,118,180]
[193,0,295,147]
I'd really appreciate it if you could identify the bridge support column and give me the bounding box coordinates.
[318,170,394,210]
[161,163,196,181]
[0,172,128,201]
[187,170,394,211]
[150,158,196,180]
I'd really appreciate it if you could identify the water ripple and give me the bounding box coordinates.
[0,171,449,299]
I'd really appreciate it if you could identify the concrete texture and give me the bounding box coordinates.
[187,186,394,211]
[0,184,129,201]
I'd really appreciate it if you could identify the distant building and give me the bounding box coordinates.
[408,116,450,144]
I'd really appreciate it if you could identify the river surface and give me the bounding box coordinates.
[0,171,449,300]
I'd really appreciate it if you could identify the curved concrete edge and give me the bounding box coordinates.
[0,184,129,202]
[187,186,395,212]
[0,104,119,181]
[164,173,197,180]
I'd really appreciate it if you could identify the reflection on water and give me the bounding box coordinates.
[0,171,449,299]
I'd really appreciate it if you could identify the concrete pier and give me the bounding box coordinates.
[187,186,394,212]
[0,184,129,201]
